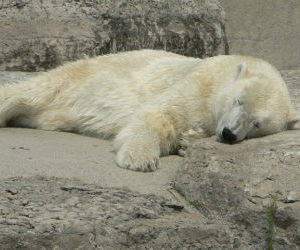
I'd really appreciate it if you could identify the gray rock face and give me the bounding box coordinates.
[0,0,228,71]
[220,0,300,70]
[281,70,300,112]
[175,130,300,249]
[0,176,235,249]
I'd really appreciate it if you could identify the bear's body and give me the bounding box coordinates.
[0,50,298,171]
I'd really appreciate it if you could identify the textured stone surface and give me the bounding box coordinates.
[175,130,300,249]
[281,70,300,112]
[0,176,236,249]
[220,0,300,70]
[0,0,228,71]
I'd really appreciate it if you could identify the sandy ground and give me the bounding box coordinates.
[0,128,184,198]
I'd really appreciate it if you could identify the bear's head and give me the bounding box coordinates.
[215,62,299,143]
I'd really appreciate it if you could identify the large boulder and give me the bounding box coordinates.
[0,0,228,71]
[174,70,300,249]
[175,129,300,249]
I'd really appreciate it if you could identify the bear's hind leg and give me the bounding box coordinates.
[0,85,51,129]
[0,87,30,127]
[35,109,76,132]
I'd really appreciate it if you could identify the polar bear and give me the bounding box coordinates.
[0,50,298,171]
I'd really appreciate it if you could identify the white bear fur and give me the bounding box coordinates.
[0,50,298,171]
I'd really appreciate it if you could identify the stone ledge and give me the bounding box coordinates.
[0,0,228,71]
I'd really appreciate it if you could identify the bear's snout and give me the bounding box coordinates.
[221,127,237,143]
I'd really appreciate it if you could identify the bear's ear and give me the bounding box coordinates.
[287,111,300,130]
[234,62,247,81]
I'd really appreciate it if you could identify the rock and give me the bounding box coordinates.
[281,70,300,113]
[174,118,300,248]
[0,71,39,85]
[0,176,236,249]
[0,0,228,71]
[220,0,300,70]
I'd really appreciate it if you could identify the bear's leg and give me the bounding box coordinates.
[114,129,160,172]
[0,86,28,127]
[113,111,181,172]
[34,109,76,132]
[0,85,68,130]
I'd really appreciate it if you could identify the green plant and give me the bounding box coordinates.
[267,194,278,250]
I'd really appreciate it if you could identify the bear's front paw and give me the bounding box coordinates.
[115,142,160,172]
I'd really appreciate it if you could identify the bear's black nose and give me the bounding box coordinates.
[222,127,237,143]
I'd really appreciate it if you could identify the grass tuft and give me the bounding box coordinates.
[267,194,278,250]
